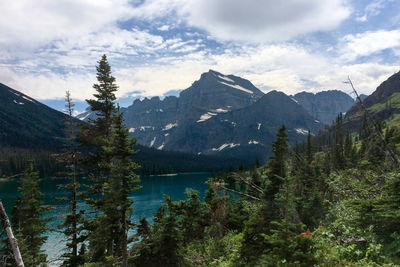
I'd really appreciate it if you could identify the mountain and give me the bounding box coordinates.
[0,83,250,174]
[292,90,354,125]
[345,71,400,130]
[166,90,322,162]
[359,94,368,101]
[100,70,266,153]
[79,70,323,162]
[178,69,264,111]
[0,83,71,150]
[313,72,400,146]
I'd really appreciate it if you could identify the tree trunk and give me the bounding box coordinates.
[122,210,128,267]
[0,200,24,267]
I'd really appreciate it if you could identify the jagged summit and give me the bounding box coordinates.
[179,70,264,111]
[73,70,355,162]
[293,90,355,125]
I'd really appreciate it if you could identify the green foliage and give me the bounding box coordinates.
[182,231,243,267]
[11,162,51,266]
[368,92,400,113]
[258,220,316,266]
[132,196,183,267]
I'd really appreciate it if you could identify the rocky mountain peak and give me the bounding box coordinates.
[179,70,264,111]
[293,90,354,125]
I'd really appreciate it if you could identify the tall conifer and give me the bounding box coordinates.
[58,91,85,266]
[102,108,140,266]
[78,54,119,260]
[11,162,50,266]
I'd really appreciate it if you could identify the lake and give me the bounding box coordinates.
[0,172,211,263]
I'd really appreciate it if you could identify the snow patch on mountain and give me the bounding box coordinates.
[129,128,135,133]
[218,81,253,94]
[290,97,298,104]
[257,123,261,130]
[140,126,153,131]
[150,137,156,147]
[22,95,35,103]
[217,74,234,83]
[157,143,164,150]
[79,112,91,121]
[214,108,228,113]
[197,112,217,123]
[10,90,20,96]
[248,140,259,145]
[212,143,240,151]
[295,128,308,135]
[162,122,178,131]
[13,100,24,105]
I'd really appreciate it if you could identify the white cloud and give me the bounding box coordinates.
[2,41,398,101]
[132,0,350,42]
[0,0,137,57]
[356,0,389,22]
[0,0,397,104]
[340,30,400,61]
[157,25,170,31]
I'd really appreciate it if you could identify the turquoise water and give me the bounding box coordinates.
[0,172,211,263]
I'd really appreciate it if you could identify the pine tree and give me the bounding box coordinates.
[332,113,345,170]
[11,162,50,266]
[265,125,289,200]
[306,130,313,164]
[241,126,290,263]
[101,108,140,266]
[133,196,183,267]
[77,54,119,260]
[78,54,118,201]
[173,190,210,244]
[58,91,85,266]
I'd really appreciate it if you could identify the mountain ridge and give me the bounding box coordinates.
[0,83,71,150]
[292,90,355,125]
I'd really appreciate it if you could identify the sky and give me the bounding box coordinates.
[1,0,400,112]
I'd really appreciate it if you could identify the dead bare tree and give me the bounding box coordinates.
[344,77,399,168]
[0,200,24,267]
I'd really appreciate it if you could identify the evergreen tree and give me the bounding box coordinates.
[306,130,313,164]
[101,108,140,266]
[332,113,345,170]
[11,162,50,266]
[241,126,290,263]
[133,196,183,267]
[173,190,210,244]
[265,125,289,200]
[77,54,120,261]
[78,54,118,202]
[58,91,85,266]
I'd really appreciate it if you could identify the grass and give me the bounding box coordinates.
[368,92,400,113]
[386,113,400,128]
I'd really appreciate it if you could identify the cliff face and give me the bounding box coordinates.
[293,90,355,125]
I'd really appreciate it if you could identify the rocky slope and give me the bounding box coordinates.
[292,90,354,125]
[90,70,325,162]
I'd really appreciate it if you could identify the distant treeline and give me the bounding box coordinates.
[0,145,254,178]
